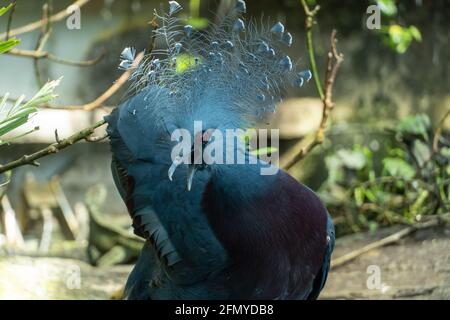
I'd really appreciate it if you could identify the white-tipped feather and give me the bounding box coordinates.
[270,22,285,36]
[122,4,309,130]
[235,0,247,14]
[168,1,182,16]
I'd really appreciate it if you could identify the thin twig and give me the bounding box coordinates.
[1,52,142,112]
[5,1,17,41]
[283,30,344,170]
[0,119,106,174]
[85,133,108,142]
[34,2,53,87]
[52,52,144,111]
[300,0,323,100]
[0,0,91,40]
[331,216,446,269]
[147,16,159,53]
[6,48,105,67]
[54,129,61,143]
[0,126,40,146]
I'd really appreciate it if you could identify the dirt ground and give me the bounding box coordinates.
[0,226,449,300]
[321,226,450,299]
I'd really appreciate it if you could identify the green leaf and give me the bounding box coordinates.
[364,188,377,202]
[354,187,365,207]
[0,126,39,146]
[382,157,415,180]
[374,189,391,205]
[0,78,61,140]
[21,77,62,109]
[386,25,410,53]
[397,113,430,140]
[337,149,367,170]
[381,24,421,54]
[0,115,28,137]
[408,26,422,42]
[376,0,398,17]
[0,3,14,17]
[411,140,431,168]
[409,189,429,218]
[324,154,345,184]
[440,147,450,159]
[395,41,409,54]
[176,53,199,73]
[368,221,378,234]
[0,38,20,54]
[0,106,37,125]
[388,148,407,158]
[250,147,278,156]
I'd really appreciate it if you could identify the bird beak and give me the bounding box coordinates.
[167,155,198,191]
[168,156,182,181]
[169,129,214,191]
[185,136,204,191]
[186,165,197,191]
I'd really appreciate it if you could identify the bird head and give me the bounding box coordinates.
[114,0,312,190]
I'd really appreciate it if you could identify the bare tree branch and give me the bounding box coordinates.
[0,0,91,40]
[283,30,344,170]
[2,52,142,111]
[0,119,106,174]
[6,48,105,67]
[33,1,53,87]
[51,51,145,111]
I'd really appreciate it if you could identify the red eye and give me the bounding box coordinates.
[202,129,215,143]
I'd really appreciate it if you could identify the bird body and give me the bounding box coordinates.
[106,1,334,300]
